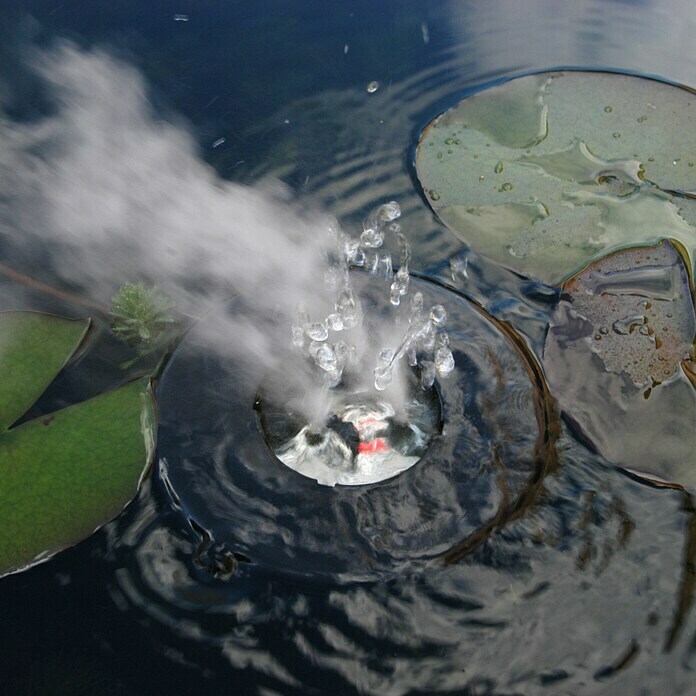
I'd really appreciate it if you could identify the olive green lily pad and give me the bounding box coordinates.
[416,71,696,284]
[0,311,156,577]
[0,312,90,430]
[543,240,696,489]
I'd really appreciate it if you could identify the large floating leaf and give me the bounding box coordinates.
[416,71,696,284]
[543,240,696,489]
[0,312,90,430]
[0,311,156,577]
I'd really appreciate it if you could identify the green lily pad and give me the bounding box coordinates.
[0,311,156,577]
[0,312,90,430]
[543,240,696,489]
[416,71,696,284]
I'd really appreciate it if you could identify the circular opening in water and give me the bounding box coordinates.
[256,367,442,487]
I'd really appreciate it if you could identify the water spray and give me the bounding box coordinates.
[258,201,454,486]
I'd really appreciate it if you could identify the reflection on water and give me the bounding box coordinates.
[1,0,696,694]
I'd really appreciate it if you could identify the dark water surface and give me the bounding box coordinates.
[1,1,695,694]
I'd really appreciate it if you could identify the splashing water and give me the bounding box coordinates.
[0,45,453,488]
[262,201,455,485]
[289,201,455,397]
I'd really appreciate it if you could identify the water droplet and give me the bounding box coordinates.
[429,190,441,201]
[326,313,343,332]
[689,162,694,167]
[648,157,655,162]
[410,291,424,317]
[173,14,189,22]
[429,305,447,326]
[434,334,455,376]
[305,321,329,342]
[374,365,392,391]
[366,81,379,94]
[390,267,410,304]
[611,314,645,335]
[437,151,443,160]
[335,289,360,329]
[599,326,609,335]
[612,132,621,139]
[361,227,385,248]
[479,175,485,181]
[637,115,648,122]
[314,344,337,372]
[499,182,513,192]
[420,360,436,389]
[377,201,401,222]
[332,340,351,368]
[444,137,456,145]
[379,348,395,364]
[494,161,504,174]
[604,106,613,113]
[419,323,437,352]
[473,154,479,160]
[379,254,393,279]
[421,22,430,44]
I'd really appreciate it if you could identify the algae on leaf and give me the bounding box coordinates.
[0,311,156,577]
[543,240,696,490]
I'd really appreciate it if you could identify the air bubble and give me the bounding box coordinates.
[367,81,379,94]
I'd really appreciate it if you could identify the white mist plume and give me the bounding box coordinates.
[0,43,339,387]
[0,42,454,426]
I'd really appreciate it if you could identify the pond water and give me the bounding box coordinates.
[1,1,695,694]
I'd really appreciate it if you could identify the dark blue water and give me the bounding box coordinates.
[1,1,695,694]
